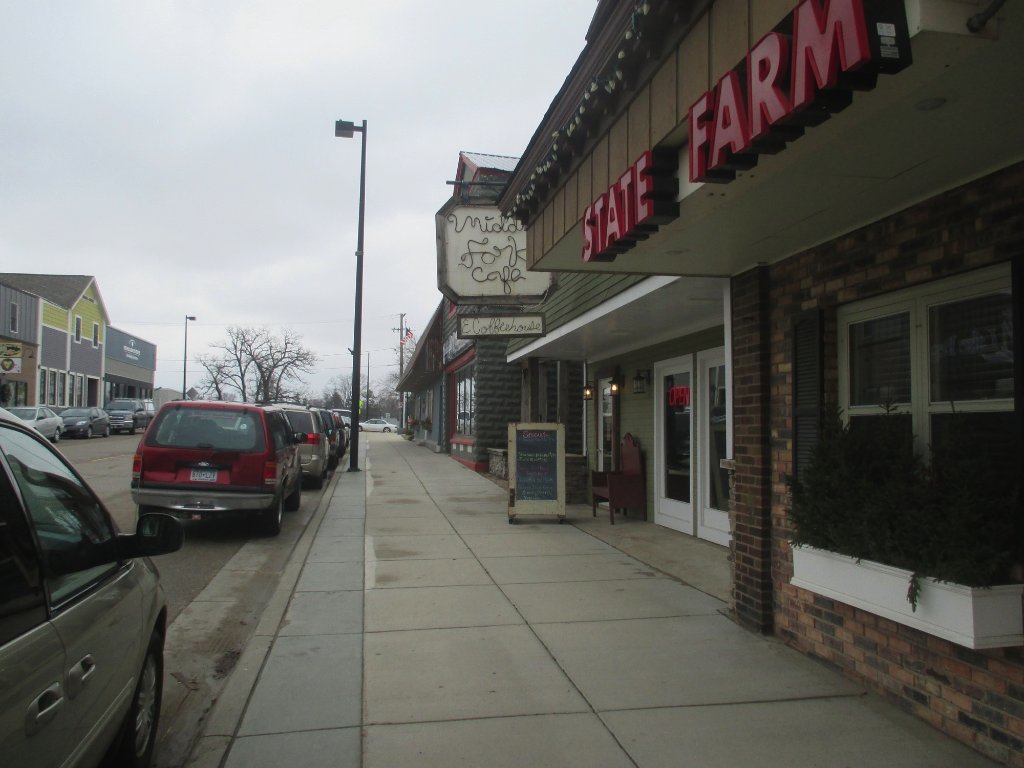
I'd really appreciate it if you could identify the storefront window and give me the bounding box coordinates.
[841,266,1014,472]
[57,372,66,406]
[849,313,911,406]
[46,369,57,405]
[456,364,475,435]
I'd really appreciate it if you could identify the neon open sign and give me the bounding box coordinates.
[667,386,691,408]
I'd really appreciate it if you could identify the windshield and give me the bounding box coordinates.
[106,400,135,410]
[63,409,89,417]
[8,407,34,419]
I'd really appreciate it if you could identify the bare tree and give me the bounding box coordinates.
[196,326,318,402]
[320,374,353,410]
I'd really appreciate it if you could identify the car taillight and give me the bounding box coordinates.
[263,461,278,486]
[132,452,142,481]
[305,433,319,444]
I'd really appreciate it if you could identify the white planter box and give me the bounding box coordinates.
[790,545,1024,650]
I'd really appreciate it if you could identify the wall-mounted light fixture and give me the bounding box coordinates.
[609,379,621,396]
[632,369,650,395]
[582,383,594,401]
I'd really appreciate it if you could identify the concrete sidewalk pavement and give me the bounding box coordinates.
[187,434,996,767]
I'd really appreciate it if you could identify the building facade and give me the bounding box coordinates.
[498,1,1023,763]
[104,326,157,403]
[0,274,111,407]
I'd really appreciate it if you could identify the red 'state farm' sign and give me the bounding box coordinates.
[688,0,911,184]
[581,149,678,263]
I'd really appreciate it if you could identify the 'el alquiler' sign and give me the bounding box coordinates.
[508,422,565,523]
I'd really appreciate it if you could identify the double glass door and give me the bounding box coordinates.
[654,350,730,545]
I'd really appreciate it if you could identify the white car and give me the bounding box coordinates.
[360,418,398,433]
[7,405,64,442]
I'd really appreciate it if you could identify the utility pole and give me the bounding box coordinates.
[394,313,406,428]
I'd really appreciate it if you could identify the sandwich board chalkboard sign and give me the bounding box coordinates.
[507,422,565,524]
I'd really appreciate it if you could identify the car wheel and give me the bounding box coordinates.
[384,427,391,433]
[129,422,137,435]
[52,427,61,443]
[310,466,324,490]
[86,425,93,439]
[284,479,301,511]
[111,630,163,768]
[104,424,111,437]
[358,425,364,432]
[259,494,283,536]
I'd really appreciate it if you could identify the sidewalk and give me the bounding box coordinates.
[187,434,996,767]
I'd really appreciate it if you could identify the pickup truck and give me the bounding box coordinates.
[104,398,155,434]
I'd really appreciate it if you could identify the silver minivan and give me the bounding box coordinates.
[280,405,329,489]
[0,407,183,767]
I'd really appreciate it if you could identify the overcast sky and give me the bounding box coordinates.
[0,1,596,397]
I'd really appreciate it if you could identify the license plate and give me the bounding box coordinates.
[190,469,218,482]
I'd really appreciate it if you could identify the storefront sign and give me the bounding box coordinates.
[667,385,691,408]
[688,0,911,184]
[581,149,678,263]
[0,343,22,374]
[437,201,552,304]
[508,422,566,522]
[457,314,545,339]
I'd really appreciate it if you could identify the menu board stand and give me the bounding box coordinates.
[507,422,565,524]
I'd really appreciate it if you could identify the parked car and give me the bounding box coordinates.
[0,405,183,768]
[314,407,345,469]
[7,405,64,442]
[105,398,155,435]
[360,417,398,433]
[131,401,303,536]
[280,405,329,489]
[60,406,111,438]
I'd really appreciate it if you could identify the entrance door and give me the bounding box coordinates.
[654,357,693,533]
[597,377,615,471]
[696,349,730,545]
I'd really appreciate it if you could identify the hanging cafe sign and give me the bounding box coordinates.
[688,0,912,184]
[457,313,545,339]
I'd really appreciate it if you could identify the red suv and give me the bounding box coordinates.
[131,401,302,535]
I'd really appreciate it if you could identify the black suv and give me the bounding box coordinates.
[105,398,155,435]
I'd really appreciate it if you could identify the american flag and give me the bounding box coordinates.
[400,328,414,345]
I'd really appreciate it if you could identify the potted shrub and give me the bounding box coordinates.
[788,407,1023,649]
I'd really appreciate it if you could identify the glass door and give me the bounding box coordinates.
[654,357,693,533]
[597,377,614,471]
[696,349,730,545]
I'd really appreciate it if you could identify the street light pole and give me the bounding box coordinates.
[182,315,196,400]
[335,118,367,471]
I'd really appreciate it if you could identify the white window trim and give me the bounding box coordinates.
[838,263,1013,456]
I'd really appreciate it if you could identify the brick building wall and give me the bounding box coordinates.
[730,266,774,632]
[471,338,522,466]
[744,161,1024,765]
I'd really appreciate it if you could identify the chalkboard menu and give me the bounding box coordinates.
[508,422,565,522]
[515,428,558,501]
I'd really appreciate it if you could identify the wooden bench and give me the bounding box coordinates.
[591,433,645,525]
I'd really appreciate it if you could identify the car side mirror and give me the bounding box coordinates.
[119,513,185,558]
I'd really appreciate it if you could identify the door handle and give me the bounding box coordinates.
[67,654,96,698]
[25,683,63,736]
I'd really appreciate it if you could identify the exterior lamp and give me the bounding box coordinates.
[609,379,621,396]
[632,369,650,395]
[335,117,367,471]
[182,315,196,400]
[582,383,594,401]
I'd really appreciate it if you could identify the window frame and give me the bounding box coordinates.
[838,264,1013,457]
[9,301,18,334]
[74,316,82,343]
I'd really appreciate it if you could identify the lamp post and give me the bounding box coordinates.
[335,118,366,471]
[182,315,196,400]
